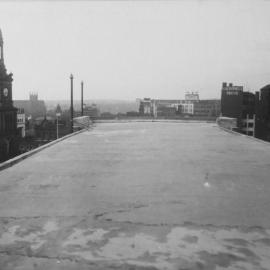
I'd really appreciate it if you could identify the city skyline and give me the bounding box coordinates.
[0,0,270,100]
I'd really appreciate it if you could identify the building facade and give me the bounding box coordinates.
[255,85,270,141]
[177,102,194,115]
[83,104,100,120]
[14,93,46,120]
[185,92,199,102]
[242,92,255,118]
[193,100,220,117]
[221,82,244,122]
[17,108,26,138]
[138,94,220,119]
[220,82,256,135]
[0,29,19,161]
[139,98,153,116]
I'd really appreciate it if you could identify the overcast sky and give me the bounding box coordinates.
[0,0,270,100]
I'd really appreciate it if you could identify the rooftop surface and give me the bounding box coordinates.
[0,122,270,270]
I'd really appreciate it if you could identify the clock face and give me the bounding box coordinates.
[3,88,8,97]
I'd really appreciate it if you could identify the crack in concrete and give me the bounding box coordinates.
[0,216,45,220]
[0,214,94,221]
[100,219,270,231]
[93,204,149,221]
[2,214,269,233]
[0,250,159,270]
[0,250,80,263]
[94,208,135,220]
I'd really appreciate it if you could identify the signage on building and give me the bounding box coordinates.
[225,91,240,96]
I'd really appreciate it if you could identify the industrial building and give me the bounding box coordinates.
[219,82,270,138]
[139,98,154,116]
[220,82,256,135]
[83,104,100,120]
[14,93,46,120]
[138,93,220,119]
[254,85,270,141]
[221,82,244,122]
[17,108,26,138]
[193,100,220,117]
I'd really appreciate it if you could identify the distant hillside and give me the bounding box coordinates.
[45,100,139,114]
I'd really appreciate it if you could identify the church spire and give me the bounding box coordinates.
[0,29,3,44]
[0,29,7,77]
[0,28,4,62]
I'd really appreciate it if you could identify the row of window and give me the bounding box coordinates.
[17,118,25,123]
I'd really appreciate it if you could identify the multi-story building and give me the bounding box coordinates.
[17,108,26,138]
[242,92,255,118]
[193,100,220,117]
[0,29,20,161]
[156,106,177,118]
[83,104,100,120]
[139,98,194,118]
[154,100,188,117]
[177,102,194,115]
[34,116,56,141]
[139,98,153,116]
[138,93,220,119]
[185,92,199,102]
[14,93,46,120]
[255,85,270,141]
[221,82,244,122]
[220,82,256,135]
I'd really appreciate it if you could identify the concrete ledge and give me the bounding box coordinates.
[95,119,216,124]
[0,129,87,172]
[216,116,237,130]
[218,125,270,146]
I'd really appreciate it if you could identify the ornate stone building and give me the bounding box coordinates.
[0,29,19,161]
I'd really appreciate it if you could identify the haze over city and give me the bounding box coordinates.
[0,0,270,100]
[3,1,270,269]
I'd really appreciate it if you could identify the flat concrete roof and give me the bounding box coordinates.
[0,122,270,270]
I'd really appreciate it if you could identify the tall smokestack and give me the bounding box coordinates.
[81,81,84,116]
[70,74,74,133]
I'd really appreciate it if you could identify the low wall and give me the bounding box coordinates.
[0,129,87,172]
[73,116,91,130]
[216,117,237,130]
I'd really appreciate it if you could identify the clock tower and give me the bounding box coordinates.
[0,29,19,162]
